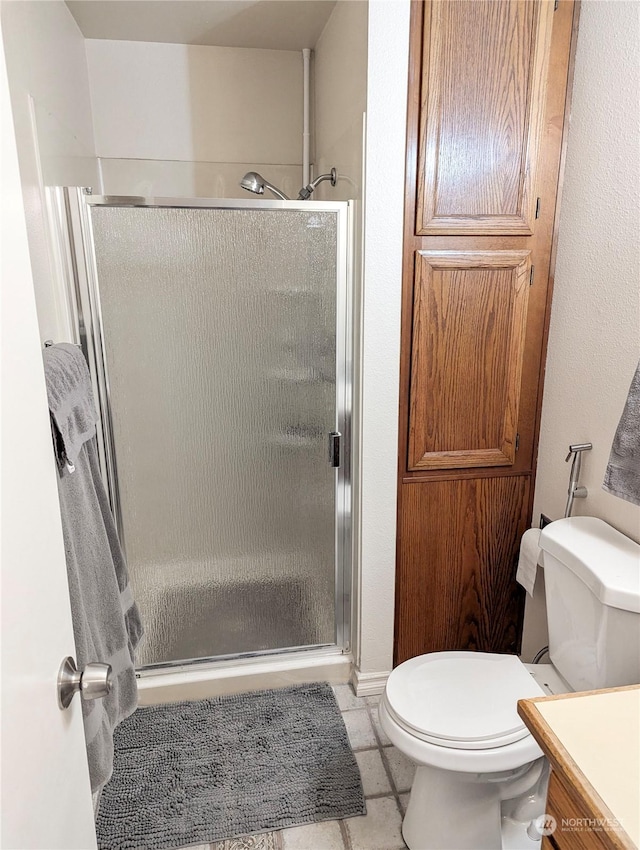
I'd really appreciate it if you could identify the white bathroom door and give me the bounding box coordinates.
[0,30,97,850]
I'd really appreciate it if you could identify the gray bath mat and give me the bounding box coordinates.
[96,682,365,850]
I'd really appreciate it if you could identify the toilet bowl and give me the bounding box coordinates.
[381,518,640,850]
[380,652,549,850]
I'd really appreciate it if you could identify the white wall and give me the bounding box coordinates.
[1,0,98,341]
[314,1,368,202]
[85,39,303,198]
[523,0,640,659]
[355,0,410,688]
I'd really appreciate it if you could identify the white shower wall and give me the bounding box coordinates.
[313,1,368,204]
[85,39,304,198]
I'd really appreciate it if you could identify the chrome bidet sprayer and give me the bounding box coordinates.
[564,443,592,518]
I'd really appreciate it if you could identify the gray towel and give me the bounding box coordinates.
[43,343,143,793]
[603,360,640,506]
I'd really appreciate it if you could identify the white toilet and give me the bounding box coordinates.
[380,517,640,850]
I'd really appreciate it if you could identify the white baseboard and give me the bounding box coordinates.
[137,651,353,706]
[350,667,390,697]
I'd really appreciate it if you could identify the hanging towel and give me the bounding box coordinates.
[516,527,543,596]
[603,360,640,507]
[43,343,143,793]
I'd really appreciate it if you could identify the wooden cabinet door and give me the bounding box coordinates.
[408,250,531,470]
[417,0,554,235]
[394,0,578,664]
[396,476,531,660]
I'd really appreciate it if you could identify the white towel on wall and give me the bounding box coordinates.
[516,527,543,596]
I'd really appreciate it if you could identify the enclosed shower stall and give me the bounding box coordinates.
[51,189,352,672]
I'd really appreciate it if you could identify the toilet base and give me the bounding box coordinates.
[402,761,548,850]
[403,764,502,850]
[501,815,541,850]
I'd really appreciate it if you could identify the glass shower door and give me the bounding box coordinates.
[84,201,347,668]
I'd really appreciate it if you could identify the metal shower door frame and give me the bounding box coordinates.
[49,188,353,663]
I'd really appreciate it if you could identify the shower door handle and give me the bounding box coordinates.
[329,432,341,468]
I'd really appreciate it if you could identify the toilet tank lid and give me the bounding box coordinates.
[539,517,640,613]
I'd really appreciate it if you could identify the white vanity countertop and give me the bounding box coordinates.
[522,686,640,848]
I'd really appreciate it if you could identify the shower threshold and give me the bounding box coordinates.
[136,645,352,706]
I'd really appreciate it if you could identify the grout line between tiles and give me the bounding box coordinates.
[365,701,387,756]
[364,790,401,801]
[366,702,406,815]
[338,818,353,850]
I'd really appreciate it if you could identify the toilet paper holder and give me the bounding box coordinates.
[564,443,592,518]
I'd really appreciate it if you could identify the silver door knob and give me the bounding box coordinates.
[57,656,112,710]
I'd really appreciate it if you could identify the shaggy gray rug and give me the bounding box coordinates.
[96,682,365,850]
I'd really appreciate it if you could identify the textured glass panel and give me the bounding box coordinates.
[90,207,337,665]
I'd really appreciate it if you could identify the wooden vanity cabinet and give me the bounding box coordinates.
[395,0,581,664]
[543,771,615,850]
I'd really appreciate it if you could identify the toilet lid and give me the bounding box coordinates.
[385,652,545,750]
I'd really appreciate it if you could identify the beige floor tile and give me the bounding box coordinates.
[365,694,381,707]
[333,684,365,711]
[383,747,416,794]
[281,820,345,850]
[212,834,279,850]
[369,705,391,746]
[345,796,405,850]
[342,708,377,750]
[355,749,392,797]
[399,793,411,814]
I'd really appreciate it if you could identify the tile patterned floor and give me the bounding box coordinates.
[176,686,412,850]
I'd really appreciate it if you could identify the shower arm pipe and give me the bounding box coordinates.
[302,48,311,187]
[297,168,337,200]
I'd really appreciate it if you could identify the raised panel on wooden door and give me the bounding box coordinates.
[408,250,531,471]
[394,475,530,664]
[416,0,554,235]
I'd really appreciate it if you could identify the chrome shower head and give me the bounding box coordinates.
[239,171,289,201]
[240,171,265,195]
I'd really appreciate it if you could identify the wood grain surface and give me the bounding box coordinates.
[395,0,578,661]
[395,475,530,663]
[408,250,531,470]
[417,0,555,235]
[546,771,622,850]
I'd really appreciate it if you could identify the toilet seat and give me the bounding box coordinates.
[379,696,544,774]
[385,652,545,750]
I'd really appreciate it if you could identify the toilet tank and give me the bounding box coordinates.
[539,517,640,692]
